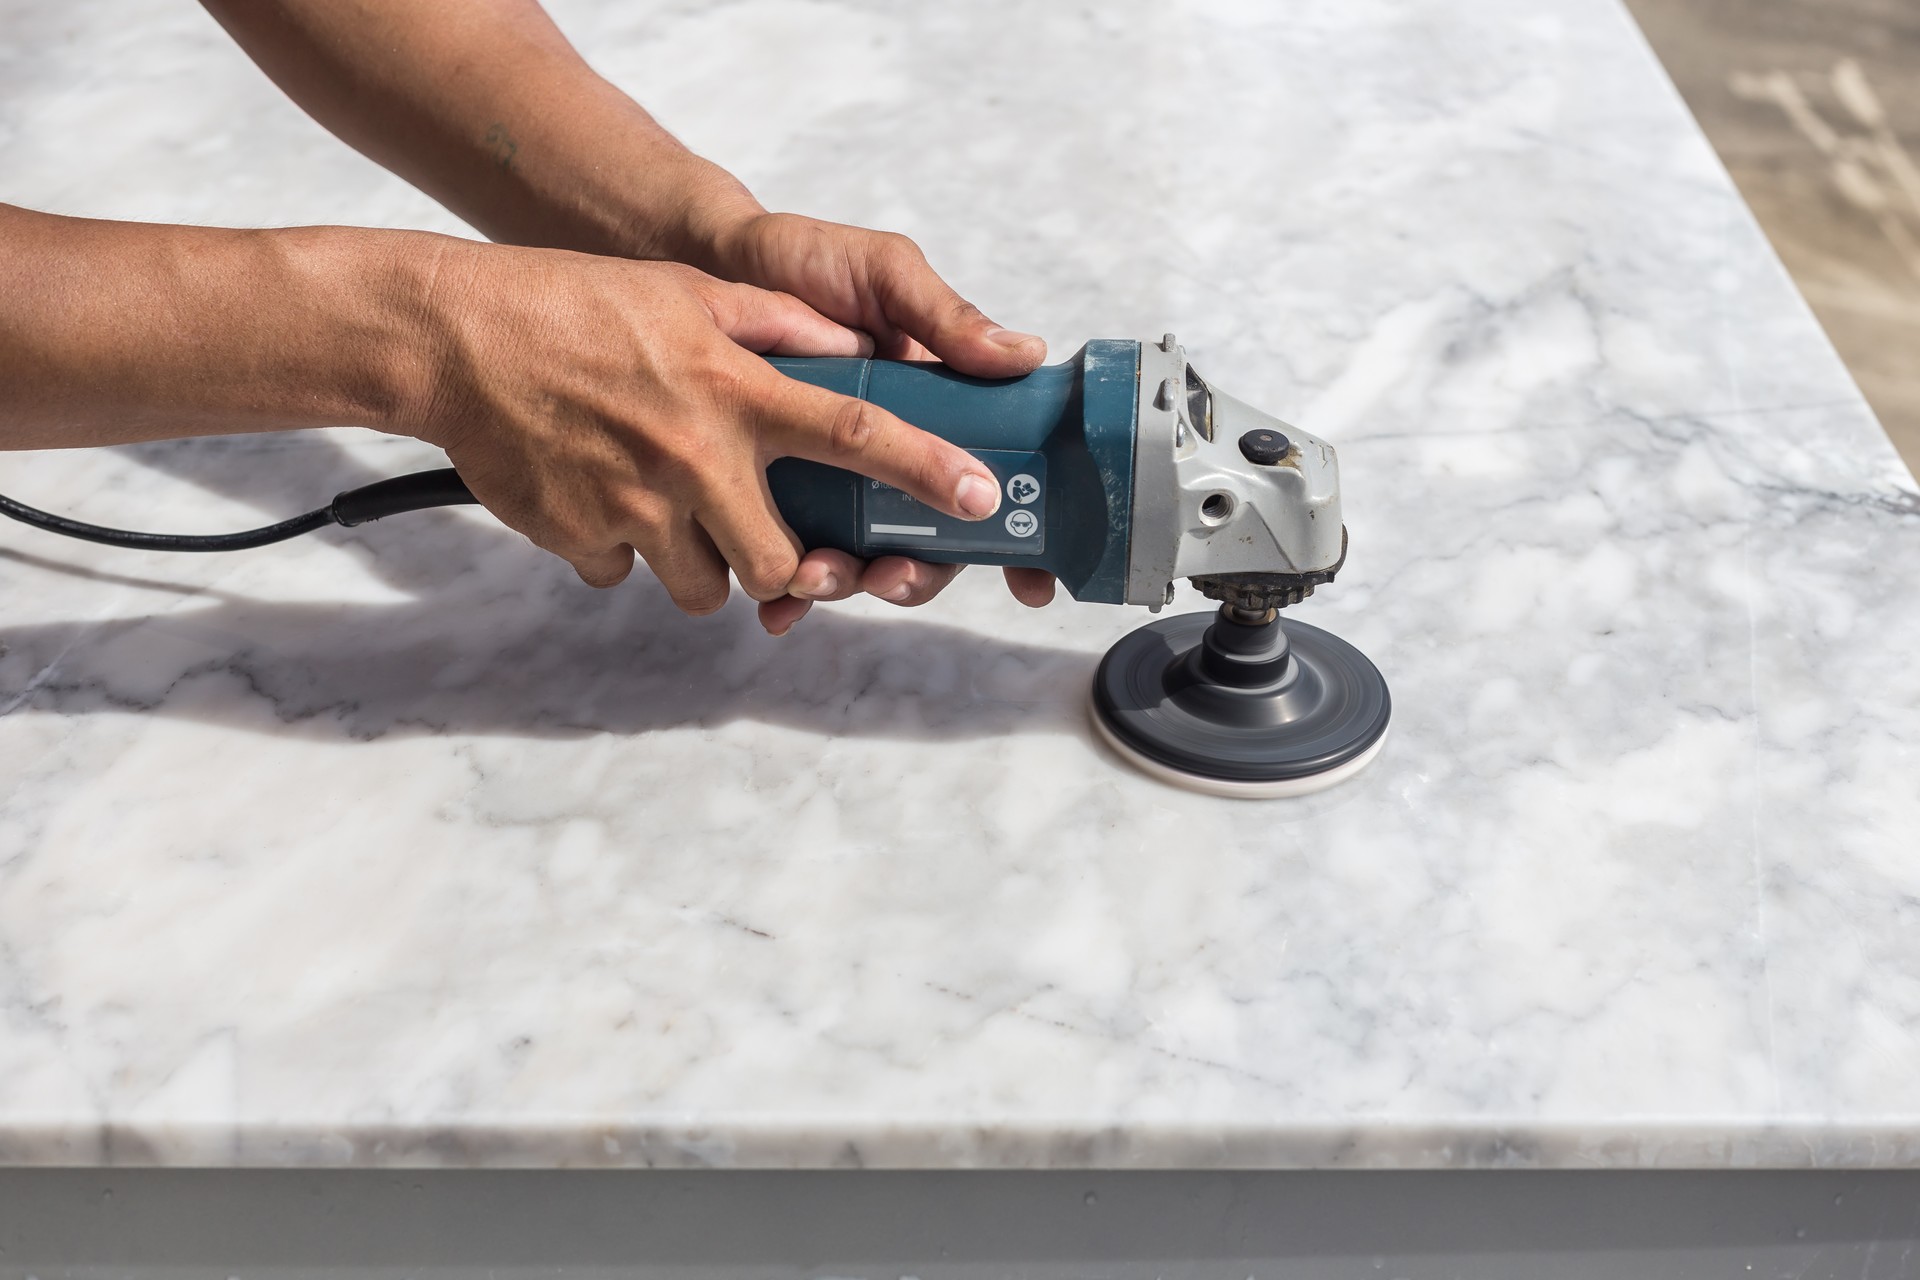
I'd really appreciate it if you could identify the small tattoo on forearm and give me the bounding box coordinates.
[484,123,518,172]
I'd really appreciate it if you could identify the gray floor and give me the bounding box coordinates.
[1625,0,1920,470]
[2,1167,1919,1279]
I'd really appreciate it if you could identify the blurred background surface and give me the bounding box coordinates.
[1625,0,1920,470]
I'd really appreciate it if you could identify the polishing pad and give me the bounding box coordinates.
[1090,609,1391,798]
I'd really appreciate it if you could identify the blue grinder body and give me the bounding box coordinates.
[764,340,1141,604]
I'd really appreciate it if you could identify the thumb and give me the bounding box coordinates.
[704,279,877,358]
[871,238,1046,378]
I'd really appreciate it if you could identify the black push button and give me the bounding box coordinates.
[1238,429,1291,465]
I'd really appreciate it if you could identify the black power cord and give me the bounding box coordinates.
[0,468,478,552]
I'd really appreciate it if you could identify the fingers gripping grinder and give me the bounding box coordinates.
[0,335,1390,797]
[766,335,1391,797]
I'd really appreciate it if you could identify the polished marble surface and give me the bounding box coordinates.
[2,0,1919,1169]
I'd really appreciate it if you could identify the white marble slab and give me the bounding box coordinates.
[2,0,1919,1170]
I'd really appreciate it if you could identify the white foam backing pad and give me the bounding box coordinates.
[1087,694,1389,799]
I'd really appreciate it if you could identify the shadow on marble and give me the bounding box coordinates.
[0,552,1093,748]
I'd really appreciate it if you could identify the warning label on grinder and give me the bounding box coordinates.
[858,449,1046,558]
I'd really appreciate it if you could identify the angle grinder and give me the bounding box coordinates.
[0,335,1390,796]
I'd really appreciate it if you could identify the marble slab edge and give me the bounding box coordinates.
[3,1118,1920,1171]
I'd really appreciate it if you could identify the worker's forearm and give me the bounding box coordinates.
[198,0,763,268]
[0,203,444,449]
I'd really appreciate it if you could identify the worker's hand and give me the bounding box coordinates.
[197,0,1052,632]
[708,212,1059,633]
[413,245,1009,624]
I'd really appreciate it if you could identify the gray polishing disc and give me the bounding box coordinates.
[1090,611,1391,794]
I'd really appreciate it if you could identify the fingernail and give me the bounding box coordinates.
[883,583,911,602]
[768,599,812,636]
[957,473,1000,519]
[987,327,1042,350]
[796,572,837,599]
